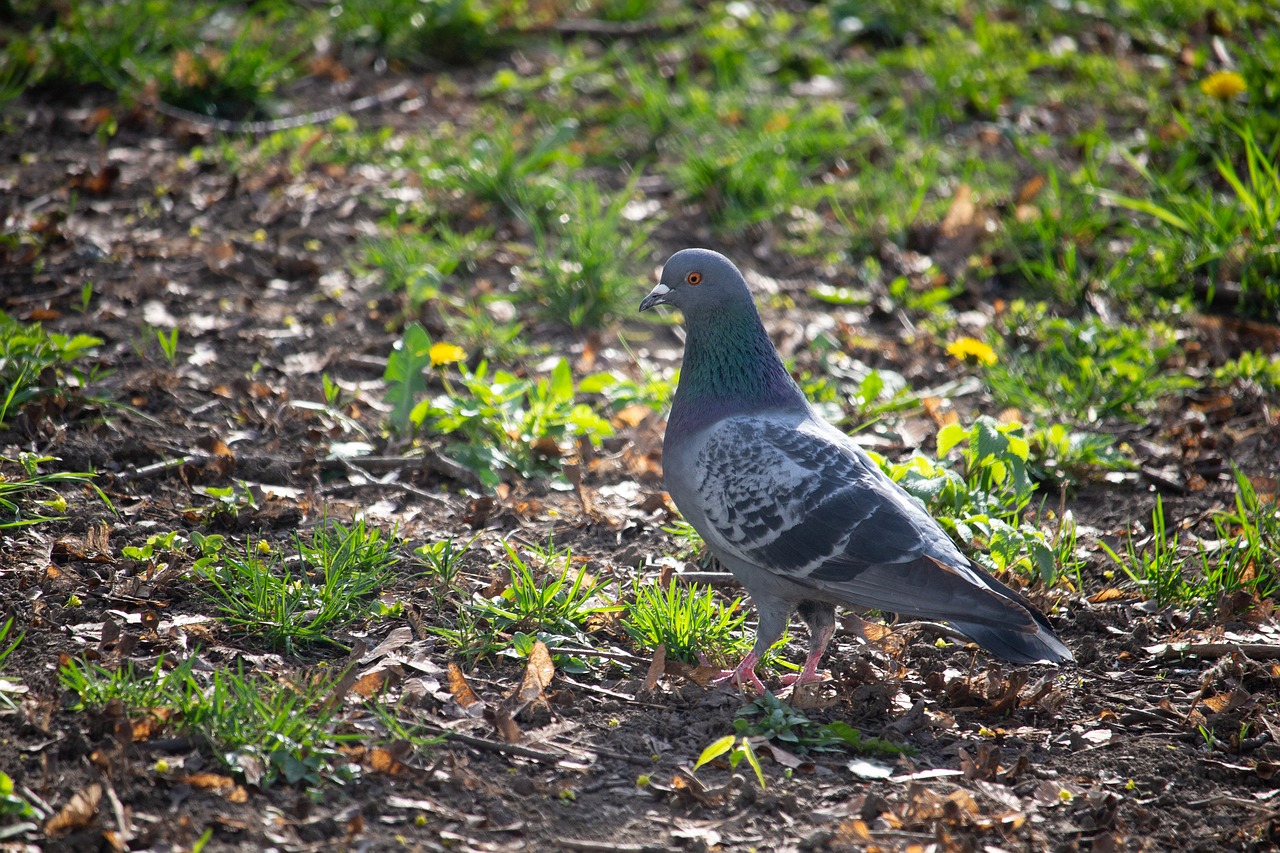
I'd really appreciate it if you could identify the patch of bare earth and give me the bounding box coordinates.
[2,81,1278,852]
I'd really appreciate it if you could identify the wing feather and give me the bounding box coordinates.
[692,415,1059,634]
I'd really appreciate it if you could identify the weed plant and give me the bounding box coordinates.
[0,454,111,530]
[734,692,912,756]
[195,520,396,652]
[0,311,104,424]
[623,578,750,664]
[387,329,616,487]
[982,302,1196,422]
[471,540,620,637]
[874,417,1060,584]
[60,656,358,787]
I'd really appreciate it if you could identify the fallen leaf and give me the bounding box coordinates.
[446,663,485,717]
[940,184,978,237]
[613,403,651,428]
[488,707,522,743]
[184,773,236,792]
[1015,175,1047,205]
[45,783,102,836]
[513,640,555,713]
[643,644,666,693]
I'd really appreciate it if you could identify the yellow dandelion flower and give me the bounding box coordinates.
[1201,71,1246,101]
[429,341,466,367]
[946,337,998,366]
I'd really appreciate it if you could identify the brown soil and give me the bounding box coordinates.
[2,75,1278,853]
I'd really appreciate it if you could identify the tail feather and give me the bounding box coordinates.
[946,617,1074,664]
[963,563,1074,664]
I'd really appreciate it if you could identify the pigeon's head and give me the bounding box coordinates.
[639,248,753,316]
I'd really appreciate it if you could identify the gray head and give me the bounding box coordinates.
[639,248,756,317]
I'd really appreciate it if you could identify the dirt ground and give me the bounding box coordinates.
[2,72,1280,853]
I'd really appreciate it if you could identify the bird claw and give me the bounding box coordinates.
[697,652,766,693]
[779,671,828,687]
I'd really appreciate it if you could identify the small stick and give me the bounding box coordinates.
[1150,642,1280,661]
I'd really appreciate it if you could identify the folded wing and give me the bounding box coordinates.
[693,414,1072,664]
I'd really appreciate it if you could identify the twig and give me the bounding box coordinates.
[1150,642,1280,661]
[113,455,205,482]
[1185,795,1280,814]
[672,571,740,587]
[555,675,668,711]
[422,722,591,767]
[322,458,453,504]
[319,478,451,503]
[547,647,652,665]
[318,450,484,492]
[100,775,132,844]
[149,81,411,135]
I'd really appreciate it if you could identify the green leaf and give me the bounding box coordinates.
[694,735,737,771]
[549,358,574,403]
[577,372,618,394]
[974,417,1007,460]
[385,324,434,436]
[736,739,767,790]
[936,422,968,458]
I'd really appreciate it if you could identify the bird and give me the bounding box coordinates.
[640,248,1072,692]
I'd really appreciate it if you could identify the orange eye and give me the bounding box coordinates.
[686,271,702,285]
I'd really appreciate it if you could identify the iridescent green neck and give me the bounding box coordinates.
[668,303,805,435]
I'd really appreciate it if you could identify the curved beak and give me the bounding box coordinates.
[639,282,671,312]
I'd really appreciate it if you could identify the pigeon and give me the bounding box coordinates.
[640,248,1072,692]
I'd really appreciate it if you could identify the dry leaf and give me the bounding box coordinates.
[613,404,652,428]
[515,641,555,710]
[643,644,666,693]
[446,663,484,717]
[940,184,978,238]
[351,669,391,698]
[45,783,102,836]
[1015,175,1047,205]
[489,707,522,743]
[184,773,236,792]
[368,747,406,775]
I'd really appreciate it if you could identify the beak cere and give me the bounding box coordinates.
[639,282,671,312]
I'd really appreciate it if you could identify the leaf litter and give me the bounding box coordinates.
[3,31,1280,853]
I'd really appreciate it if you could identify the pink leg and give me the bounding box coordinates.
[698,651,766,693]
[779,611,836,687]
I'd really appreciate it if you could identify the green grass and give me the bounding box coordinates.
[982,302,1198,422]
[356,226,492,312]
[524,174,656,329]
[41,0,304,117]
[59,655,361,787]
[472,540,621,638]
[194,519,397,652]
[623,578,750,664]
[1100,122,1280,312]
[327,0,507,66]
[0,618,25,712]
[1101,469,1280,607]
[1213,350,1280,394]
[0,454,112,530]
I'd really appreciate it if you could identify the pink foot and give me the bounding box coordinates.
[697,651,766,693]
[779,670,828,687]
